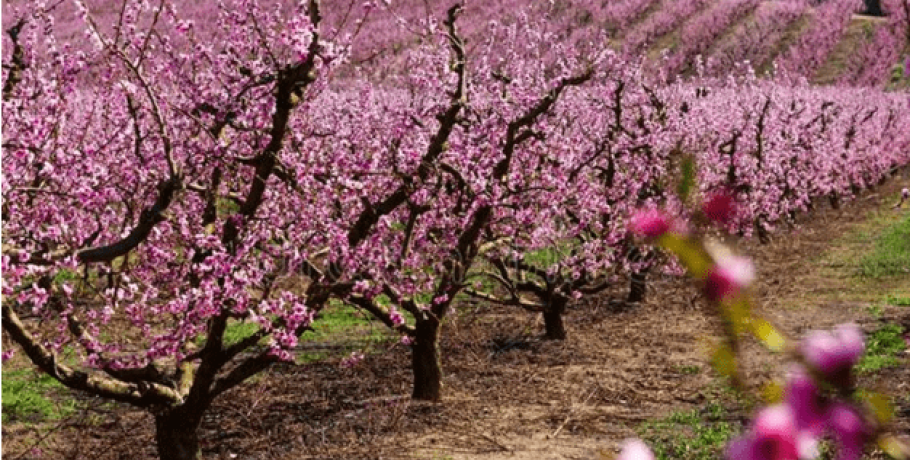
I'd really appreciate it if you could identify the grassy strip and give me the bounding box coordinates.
[2,369,77,424]
[856,322,907,374]
[637,402,737,460]
[858,213,910,278]
[2,303,396,424]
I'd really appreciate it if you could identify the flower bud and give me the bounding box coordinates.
[725,405,799,460]
[800,323,864,385]
[704,255,755,301]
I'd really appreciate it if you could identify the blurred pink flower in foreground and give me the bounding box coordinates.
[784,366,826,437]
[827,403,868,460]
[629,208,672,239]
[617,438,655,460]
[704,254,755,301]
[725,405,800,460]
[702,192,736,225]
[800,323,864,384]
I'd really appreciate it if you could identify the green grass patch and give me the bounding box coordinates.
[296,302,397,364]
[884,293,910,307]
[307,303,387,341]
[674,364,701,375]
[637,402,738,460]
[194,302,398,365]
[2,369,77,424]
[856,323,906,374]
[858,214,910,278]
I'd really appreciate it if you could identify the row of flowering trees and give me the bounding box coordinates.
[2,1,910,459]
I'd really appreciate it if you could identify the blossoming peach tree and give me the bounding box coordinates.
[0,0,384,458]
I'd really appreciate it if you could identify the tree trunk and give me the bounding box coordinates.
[155,406,204,460]
[627,269,648,303]
[542,296,568,340]
[411,318,442,401]
[862,0,885,16]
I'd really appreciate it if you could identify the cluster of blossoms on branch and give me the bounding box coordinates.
[621,199,909,460]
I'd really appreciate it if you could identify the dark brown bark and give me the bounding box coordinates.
[154,407,204,460]
[626,244,650,303]
[627,269,648,303]
[862,0,885,16]
[411,319,442,401]
[542,296,568,340]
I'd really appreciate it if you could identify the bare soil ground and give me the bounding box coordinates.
[3,175,909,460]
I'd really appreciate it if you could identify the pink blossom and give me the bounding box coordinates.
[389,307,405,326]
[725,405,800,460]
[340,351,365,368]
[827,403,868,460]
[629,208,672,239]
[702,192,736,225]
[704,255,755,301]
[432,294,448,305]
[617,438,655,460]
[799,323,864,383]
[783,366,826,436]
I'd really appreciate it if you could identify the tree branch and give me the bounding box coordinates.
[345,3,466,249]
[2,304,182,408]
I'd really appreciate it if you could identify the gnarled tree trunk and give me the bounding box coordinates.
[154,406,205,460]
[411,318,443,401]
[542,296,568,340]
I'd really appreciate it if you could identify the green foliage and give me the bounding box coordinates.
[524,247,558,268]
[884,293,910,306]
[637,403,737,460]
[858,214,910,278]
[856,323,906,374]
[223,320,263,346]
[195,303,397,364]
[52,268,81,284]
[866,303,884,318]
[2,369,76,424]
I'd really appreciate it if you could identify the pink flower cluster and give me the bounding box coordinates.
[727,324,868,460]
[620,324,870,460]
